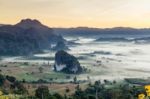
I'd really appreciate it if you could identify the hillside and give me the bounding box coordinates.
[0,19,65,55]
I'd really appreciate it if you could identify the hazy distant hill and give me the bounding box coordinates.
[0,24,4,27]
[54,27,150,37]
[0,19,65,55]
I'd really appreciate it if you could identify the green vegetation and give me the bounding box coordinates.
[0,19,65,56]
[0,73,147,99]
[0,74,27,96]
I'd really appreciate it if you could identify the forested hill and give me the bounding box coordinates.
[0,19,65,56]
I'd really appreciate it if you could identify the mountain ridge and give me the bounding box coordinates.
[54,27,150,37]
[0,19,65,55]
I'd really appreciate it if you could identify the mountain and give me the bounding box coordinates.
[15,19,49,30]
[54,27,150,37]
[0,24,4,27]
[95,37,132,42]
[52,41,69,51]
[0,19,65,55]
[54,50,83,74]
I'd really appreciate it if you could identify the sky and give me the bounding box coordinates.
[0,0,150,28]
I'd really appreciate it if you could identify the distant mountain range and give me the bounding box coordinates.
[0,24,4,27]
[1,19,150,56]
[54,27,150,37]
[0,19,65,55]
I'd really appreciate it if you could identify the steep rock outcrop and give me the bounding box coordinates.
[54,50,82,74]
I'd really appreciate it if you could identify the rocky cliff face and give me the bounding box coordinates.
[54,50,82,74]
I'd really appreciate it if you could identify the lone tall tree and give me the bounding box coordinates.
[35,86,49,99]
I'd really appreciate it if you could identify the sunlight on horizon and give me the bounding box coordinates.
[0,0,150,28]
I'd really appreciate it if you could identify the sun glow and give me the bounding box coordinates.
[0,0,150,28]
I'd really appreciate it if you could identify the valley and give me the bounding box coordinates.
[1,36,150,83]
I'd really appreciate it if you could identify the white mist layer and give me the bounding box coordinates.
[1,36,150,81]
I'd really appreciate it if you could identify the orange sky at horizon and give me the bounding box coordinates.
[1,0,150,28]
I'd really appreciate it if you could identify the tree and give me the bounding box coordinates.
[49,96,57,99]
[0,74,4,86]
[22,79,26,83]
[14,81,28,95]
[39,67,44,73]
[6,75,16,83]
[53,93,64,99]
[73,76,77,84]
[76,84,81,91]
[65,87,70,93]
[35,86,49,99]
[94,80,101,86]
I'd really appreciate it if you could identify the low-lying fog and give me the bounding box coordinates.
[1,35,150,81]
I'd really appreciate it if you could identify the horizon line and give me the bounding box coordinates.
[1,18,150,29]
